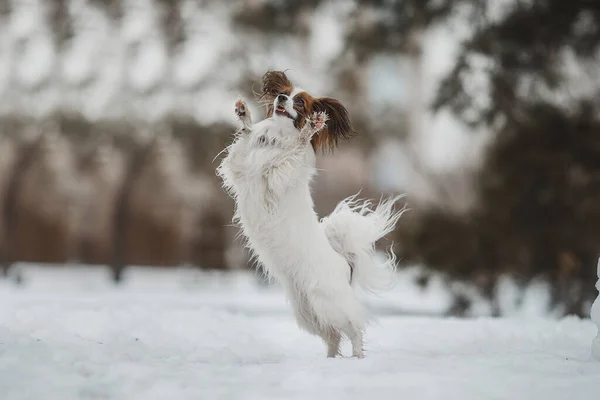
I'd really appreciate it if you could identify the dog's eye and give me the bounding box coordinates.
[294,97,304,107]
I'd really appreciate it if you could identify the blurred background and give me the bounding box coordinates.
[0,0,598,318]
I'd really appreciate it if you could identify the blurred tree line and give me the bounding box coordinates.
[391,0,600,317]
[0,0,598,317]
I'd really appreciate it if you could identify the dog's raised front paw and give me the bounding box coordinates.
[309,111,328,132]
[300,112,328,144]
[235,98,247,118]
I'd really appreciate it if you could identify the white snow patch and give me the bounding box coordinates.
[496,276,557,318]
[0,267,598,399]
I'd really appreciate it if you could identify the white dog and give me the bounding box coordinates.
[217,71,404,358]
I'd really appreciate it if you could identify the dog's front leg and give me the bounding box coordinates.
[227,97,254,175]
[216,98,254,194]
[235,97,253,134]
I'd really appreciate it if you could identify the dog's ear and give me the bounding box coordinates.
[311,97,355,153]
[259,71,293,117]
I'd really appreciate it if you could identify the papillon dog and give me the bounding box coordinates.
[217,71,404,358]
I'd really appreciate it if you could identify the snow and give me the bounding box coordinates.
[1,265,599,399]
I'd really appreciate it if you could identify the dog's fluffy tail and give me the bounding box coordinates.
[320,193,406,294]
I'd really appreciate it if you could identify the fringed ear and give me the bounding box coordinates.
[259,70,293,118]
[311,97,355,153]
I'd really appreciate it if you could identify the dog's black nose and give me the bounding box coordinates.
[277,94,287,103]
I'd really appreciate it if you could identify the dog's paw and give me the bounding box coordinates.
[300,112,328,144]
[309,111,328,132]
[235,98,247,118]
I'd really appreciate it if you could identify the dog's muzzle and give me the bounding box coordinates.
[275,95,293,119]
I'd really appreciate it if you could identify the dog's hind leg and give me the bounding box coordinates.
[321,328,342,358]
[347,326,365,359]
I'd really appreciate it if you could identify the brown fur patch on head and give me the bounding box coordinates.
[259,71,293,117]
[310,97,355,153]
[290,91,311,131]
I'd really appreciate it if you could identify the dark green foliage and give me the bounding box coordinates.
[396,0,600,316]
[474,101,600,314]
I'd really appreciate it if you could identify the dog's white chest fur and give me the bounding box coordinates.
[223,118,343,285]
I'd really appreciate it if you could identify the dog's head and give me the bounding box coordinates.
[259,70,355,152]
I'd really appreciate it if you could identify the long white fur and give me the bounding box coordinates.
[216,98,404,358]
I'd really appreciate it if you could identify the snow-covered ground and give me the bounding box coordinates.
[0,265,598,400]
